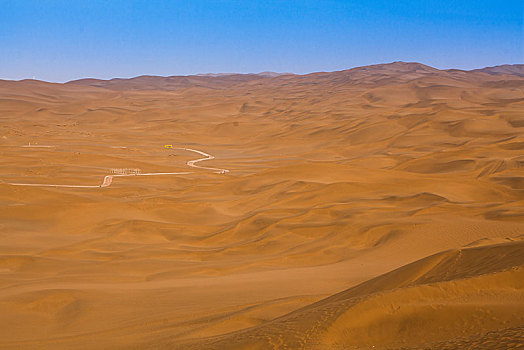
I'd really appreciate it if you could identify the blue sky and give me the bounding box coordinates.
[1,0,522,82]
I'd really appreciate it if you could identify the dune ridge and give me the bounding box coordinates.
[177,240,524,349]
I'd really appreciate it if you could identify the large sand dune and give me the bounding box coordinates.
[183,240,524,349]
[1,62,523,349]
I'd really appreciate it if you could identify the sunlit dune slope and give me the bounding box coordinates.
[181,240,524,349]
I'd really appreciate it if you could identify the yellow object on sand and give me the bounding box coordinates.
[164,145,173,149]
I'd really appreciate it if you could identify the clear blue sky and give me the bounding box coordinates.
[1,0,522,82]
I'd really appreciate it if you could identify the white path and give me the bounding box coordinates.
[175,147,229,174]
[21,145,55,148]
[7,147,228,188]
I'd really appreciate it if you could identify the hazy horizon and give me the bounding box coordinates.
[4,61,524,84]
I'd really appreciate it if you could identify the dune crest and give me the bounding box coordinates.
[184,240,524,349]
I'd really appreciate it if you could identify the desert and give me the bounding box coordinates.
[0,61,523,349]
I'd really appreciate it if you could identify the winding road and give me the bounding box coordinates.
[8,147,228,188]
[174,147,229,174]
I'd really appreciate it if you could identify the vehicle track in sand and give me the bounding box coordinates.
[7,147,228,188]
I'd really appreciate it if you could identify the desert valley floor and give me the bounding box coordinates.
[1,62,523,349]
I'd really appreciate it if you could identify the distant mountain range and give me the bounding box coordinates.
[195,71,293,78]
[471,64,524,77]
[63,71,295,90]
[63,62,524,90]
[2,62,523,91]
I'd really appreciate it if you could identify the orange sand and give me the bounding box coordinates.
[1,62,523,349]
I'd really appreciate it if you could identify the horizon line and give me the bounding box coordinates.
[2,61,522,84]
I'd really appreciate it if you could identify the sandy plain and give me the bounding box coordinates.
[0,62,523,349]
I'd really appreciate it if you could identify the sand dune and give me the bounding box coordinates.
[1,62,523,349]
[184,240,524,349]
